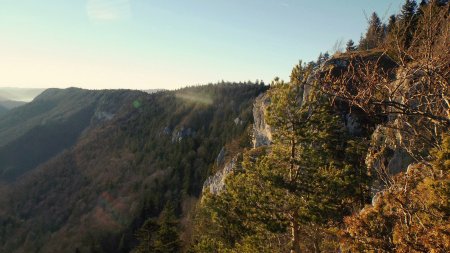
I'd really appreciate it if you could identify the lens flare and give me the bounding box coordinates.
[133,100,141,108]
[175,92,213,105]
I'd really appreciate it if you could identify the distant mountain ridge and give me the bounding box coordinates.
[0,87,46,116]
[0,87,145,181]
[0,100,26,110]
[0,87,46,102]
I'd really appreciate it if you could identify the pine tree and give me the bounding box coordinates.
[386,15,397,34]
[359,12,384,50]
[154,206,182,253]
[193,75,370,252]
[346,39,357,52]
[264,85,344,252]
[135,219,160,253]
[316,52,324,66]
[399,0,418,20]
[290,61,315,85]
[419,0,428,10]
[135,205,181,253]
[398,0,418,48]
[263,80,371,251]
[317,52,330,66]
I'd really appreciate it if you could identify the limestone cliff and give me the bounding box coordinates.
[202,155,238,194]
[203,91,276,194]
[203,54,418,196]
[252,93,272,148]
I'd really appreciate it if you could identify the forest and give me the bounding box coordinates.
[0,0,448,252]
[0,83,266,252]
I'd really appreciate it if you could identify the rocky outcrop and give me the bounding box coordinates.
[321,51,397,78]
[216,147,226,167]
[203,155,238,194]
[203,91,273,194]
[234,117,244,126]
[366,125,414,177]
[344,113,362,135]
[162,126,171,135]
[252,93,272,148]
[93,111,115,121]
[171,127,194,143]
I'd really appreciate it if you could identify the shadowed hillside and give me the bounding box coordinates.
[0,88,145,182]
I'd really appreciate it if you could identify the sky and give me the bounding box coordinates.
[0,0,404,90]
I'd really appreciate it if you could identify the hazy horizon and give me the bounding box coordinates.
[1,0,403,90]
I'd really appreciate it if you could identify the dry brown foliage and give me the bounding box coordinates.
[318,2,449,164]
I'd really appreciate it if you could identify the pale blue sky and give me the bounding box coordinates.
[0,0,404,89]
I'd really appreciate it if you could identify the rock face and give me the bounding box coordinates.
[203,92,273,194]
[93,111,115,121]
[216,147,226,167]
[321,52,397,78]
[203,155,238,194]
[252,93,272,148]
[366,125,414,177]
[234,117,244,126]
[162,126,171,135]
[344,113,362,135]
[171,127,194,143]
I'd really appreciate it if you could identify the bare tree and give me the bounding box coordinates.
[313,1,449,184]
[321,1,448,147]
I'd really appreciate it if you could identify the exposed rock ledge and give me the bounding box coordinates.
[252,93,272,148]
[203,93,274,194]
[202,155,238,194]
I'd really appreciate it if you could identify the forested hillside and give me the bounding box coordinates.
[0,88,146,182]
[0,83,266,253]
